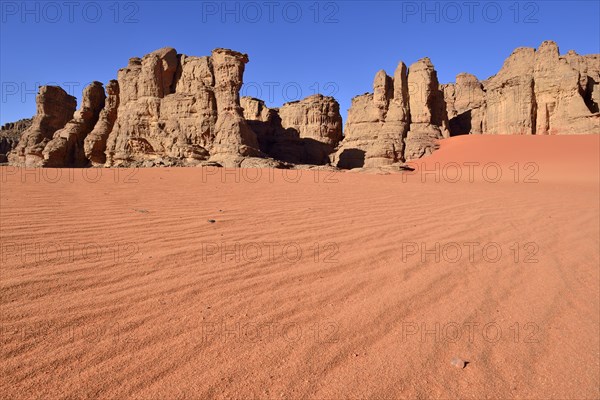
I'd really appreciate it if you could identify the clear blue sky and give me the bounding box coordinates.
[1,1,599,125]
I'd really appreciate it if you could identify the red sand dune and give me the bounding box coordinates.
[1,135,598,399]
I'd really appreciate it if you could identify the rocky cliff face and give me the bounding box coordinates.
[43,81,106,167]
[7,48,268,168]
[331,63,410,168]
[104,47,262,168]
[9,86,77,167]
[241,94,342,165]
[84,80,120,166]
[332,57,448,167]
[5,41,599,170]
[404,58,449,160]
[445,41,599,137]
[442,73,486,135]
[0,118,32,163]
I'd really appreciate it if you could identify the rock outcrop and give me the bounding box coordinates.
[331,63,410,168]
[104,47,261,167]
[442,73,486,135]
[404,58,449,159]
[332,58,447,167]
[0,118,32,163]
[451,41,599,136]
[242,94,342,165]
[563,52,600,114]
[5,41,599,170]
[8,86,77,167]
[484,47,537,135]
[42,82,106,167]
[84,80,120,166]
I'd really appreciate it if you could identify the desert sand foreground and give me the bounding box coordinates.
[1,135,599,399]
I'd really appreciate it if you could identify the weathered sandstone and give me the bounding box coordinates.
[334,57,447,166]
[461,41,600,136]
[5,41,598,170]
[84,80,120,166]
[404,57,449,160]
[104,47,260,168]
[242,94,342,165]
[442,73,486,135]
[332,63,410,168]
[43,81,106,167]
[0,118,32,163]
[8,86,76,167]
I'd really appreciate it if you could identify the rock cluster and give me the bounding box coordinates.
[9,86,77,167]
[241,94,342,165]
[43,81,106,167]
[0,118,32,163]
[331,63,410,168]
[332,57,449,167]
[101,47,263,168]
[5,40,598,169]
[444,41,599,137]
[84,80,120,166]
[442,73,486,135]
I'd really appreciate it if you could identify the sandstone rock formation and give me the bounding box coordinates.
[242,95,342,165]
[0,118,32,163]
[332,58,447,167]
[84,80,120,166]
[567,53,600,113]
[5,41,598,170]
[331,63,410,168]
[104,47,261,168]
[9,86,76,167]
[404,58,449,160]
[483,47,537,135]
[43,82,106,167]
[442,73,486,135]
[450,41,599,137]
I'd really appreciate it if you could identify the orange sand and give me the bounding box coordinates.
[1,135,599,399]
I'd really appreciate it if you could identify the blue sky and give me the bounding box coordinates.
[1,1,599,125]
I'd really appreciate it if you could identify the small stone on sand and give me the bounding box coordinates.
[451,357,467,369]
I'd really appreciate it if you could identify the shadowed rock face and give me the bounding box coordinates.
[43,81,106,167]
[445,41,600,137]
[332,57,448,166]
[404,57,449,160]
[9,86,77,167]
[84,80,120,166]
[0,118,32,163]
[241,95,343,165]
[442,73,486,136]
[332,62,410,168]
[6,41,599,169]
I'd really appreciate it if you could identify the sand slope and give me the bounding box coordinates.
[1,135,599,399]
